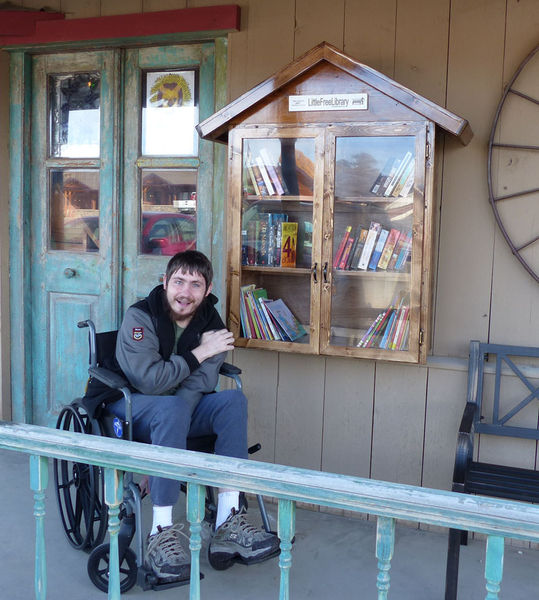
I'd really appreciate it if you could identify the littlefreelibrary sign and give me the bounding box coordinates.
[288,93,368,112]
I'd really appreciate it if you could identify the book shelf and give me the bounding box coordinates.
[197,42,472,364]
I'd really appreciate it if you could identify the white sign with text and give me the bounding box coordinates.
[288,93,368,112]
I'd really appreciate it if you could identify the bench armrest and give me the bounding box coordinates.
[452,402,477,488]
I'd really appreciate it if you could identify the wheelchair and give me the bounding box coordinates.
[54,319,272,593]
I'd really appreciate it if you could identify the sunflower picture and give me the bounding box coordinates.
[147,71,194,108]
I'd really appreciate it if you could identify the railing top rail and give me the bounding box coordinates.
[2,419,539,542]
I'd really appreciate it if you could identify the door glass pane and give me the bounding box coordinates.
[141,169,197,255]
[331,136,415,350]
[49,73,100,157]
[49,169,100,252]
[141,69,199,156]
[239,137,314,343]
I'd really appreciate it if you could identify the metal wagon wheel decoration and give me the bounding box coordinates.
[488,44,539,283]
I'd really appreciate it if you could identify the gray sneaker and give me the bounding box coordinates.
[208,507,280,570]
[146,523,190,581]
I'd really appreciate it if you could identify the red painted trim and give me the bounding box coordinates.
[1,5,240,47]
[0,11,64,37]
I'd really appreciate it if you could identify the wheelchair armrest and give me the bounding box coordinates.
[88,366,129,391]
[219,362,242,377]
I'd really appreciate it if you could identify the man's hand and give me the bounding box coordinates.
[191,329,235,363]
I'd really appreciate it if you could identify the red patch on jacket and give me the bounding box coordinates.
[132,327,144,341]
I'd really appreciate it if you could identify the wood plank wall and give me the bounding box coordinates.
[1,0,538,492]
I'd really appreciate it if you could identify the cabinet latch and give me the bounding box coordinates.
[419,329,424,346]
[425,142,431,161]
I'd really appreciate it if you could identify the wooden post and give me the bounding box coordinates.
[376,516,395,599]
[104,468,123,600]
[30,455,48,600]
[278,498,296,600]
[187,483,206,600]
[485,535,504,600]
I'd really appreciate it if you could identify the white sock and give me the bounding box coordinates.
[151,505,173,535]
[216,491,240,529]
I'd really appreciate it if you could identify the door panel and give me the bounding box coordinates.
[31,51,119,425]
[122,43,215,309]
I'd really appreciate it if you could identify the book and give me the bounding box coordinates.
[251,162,269,195]
[239,284,255,338]
[394,230,413,271]
[384,151,412,197]
[260,148,285,195]
[378,157,402,196]
[338,231,356,270]
[246,220,257,265]
[357,222,381,270]
[349,228,368,270]
[368,228,389,271]
[249,288,273,339]
[376,228,401,270]
[280,222,298,267]
[264,298,306,341]
[256,215,270,266]
[256,156,275,195]
[400,164,415,197]
[391,158,415,197]
[267,213,287,266]
[387,229,409,270]
[370,156,396,195]
[258,296,281,340]
[245,151,260,195]
[333,225,352,268]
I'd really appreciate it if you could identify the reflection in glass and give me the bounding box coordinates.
[141,169,197,255]
[330,136,415,350]
[142,70,199,156]
[239,137,314,344]
[49,170,100,252]
[49,73,100,158]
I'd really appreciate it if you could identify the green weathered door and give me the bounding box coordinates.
[25,43,221,426]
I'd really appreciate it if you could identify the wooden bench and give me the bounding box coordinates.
[445,341,539,600]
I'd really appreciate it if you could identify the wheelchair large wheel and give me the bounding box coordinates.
[54,403,107,550]
[87,543,138,593]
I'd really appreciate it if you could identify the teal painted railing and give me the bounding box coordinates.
[2,420,539,600]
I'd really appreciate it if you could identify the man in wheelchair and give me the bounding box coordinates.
[101,250,279,581]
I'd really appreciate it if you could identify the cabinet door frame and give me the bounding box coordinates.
[227,125,325,354]
[321,121,429,363]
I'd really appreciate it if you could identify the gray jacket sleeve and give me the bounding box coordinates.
[115,307,193,395]
[174,351,227,414]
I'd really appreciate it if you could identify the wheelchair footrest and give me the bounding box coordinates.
[138,566,203,592]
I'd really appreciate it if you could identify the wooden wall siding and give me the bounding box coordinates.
[2,0,539,491]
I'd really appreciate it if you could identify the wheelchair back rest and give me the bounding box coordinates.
[91,329,119,369]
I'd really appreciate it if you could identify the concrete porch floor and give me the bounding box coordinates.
[2,447,539,600]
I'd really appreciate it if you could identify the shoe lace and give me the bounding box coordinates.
[149,523,189,559]
[229,508,260,535]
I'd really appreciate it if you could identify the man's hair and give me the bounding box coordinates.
[165,250,213,290]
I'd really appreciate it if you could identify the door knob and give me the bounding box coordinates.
[64,268,76,278]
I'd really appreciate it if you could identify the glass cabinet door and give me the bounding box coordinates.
[322,124,426,359]
[229,129,324,352]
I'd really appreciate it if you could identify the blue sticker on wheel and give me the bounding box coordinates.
[113,418,123,439]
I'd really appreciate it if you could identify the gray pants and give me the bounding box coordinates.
[108,389,248,506]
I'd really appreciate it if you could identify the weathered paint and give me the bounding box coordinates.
[30,455,48,600]
[187,483,206,600]
[4,421,539,599]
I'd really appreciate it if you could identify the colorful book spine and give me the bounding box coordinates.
[377,228,401,270]
[349,228,368,270]
[357,222,381,270]
[395,230,413,271]
[280,222,298,267]
[368,228,389,271]
[338,233,355,270]
[255,156,275,195]
[333,225,352,268]
[260,148,285,195]
[384,151,412,197]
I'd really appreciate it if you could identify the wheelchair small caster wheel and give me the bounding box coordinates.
[87,543,138,593]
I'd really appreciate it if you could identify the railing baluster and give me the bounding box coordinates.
[376,516,395,599]
[278,498,296,600]
[104,468,123,600]
[485,535,504,599]
[187,483,206,600]
[30,455,48,600]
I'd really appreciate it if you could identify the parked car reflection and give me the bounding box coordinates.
[56,212,196,254]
